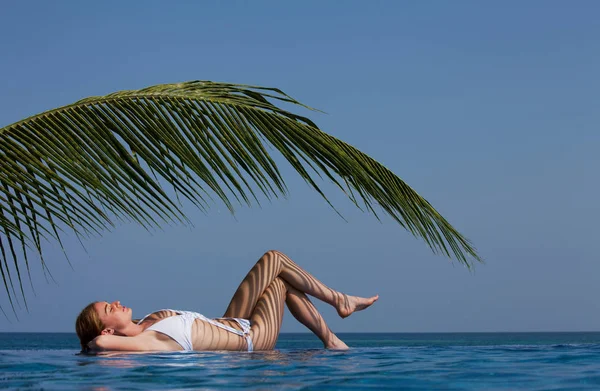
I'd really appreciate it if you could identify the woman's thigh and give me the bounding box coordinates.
[222,251,283,319]
[249,277,287,351]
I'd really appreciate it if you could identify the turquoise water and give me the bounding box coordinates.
[2,332,600,390]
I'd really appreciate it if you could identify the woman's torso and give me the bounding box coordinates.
[138,310,250,351]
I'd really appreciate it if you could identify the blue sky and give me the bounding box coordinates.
[0,1,598,333]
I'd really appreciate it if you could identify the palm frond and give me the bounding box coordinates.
[0,80,482,310]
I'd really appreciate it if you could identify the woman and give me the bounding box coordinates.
[76,250,378,352]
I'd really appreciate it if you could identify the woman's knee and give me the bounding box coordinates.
[260,250,286,266]
[263,249,284,258]
[279,278,295,295]
[271,276,287,294]
[253,277,287,304]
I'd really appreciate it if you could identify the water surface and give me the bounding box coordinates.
[2,332,600,390]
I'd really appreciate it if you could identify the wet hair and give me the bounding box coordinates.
[75,302,103,353]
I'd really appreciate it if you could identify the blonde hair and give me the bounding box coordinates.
[75,302,103,353]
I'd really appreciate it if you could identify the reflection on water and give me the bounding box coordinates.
[78,348,329,370]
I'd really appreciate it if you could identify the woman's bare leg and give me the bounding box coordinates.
[285,283,348,350]
[232,276,347,350]
[223,250,378,319]
[249,277,287,350]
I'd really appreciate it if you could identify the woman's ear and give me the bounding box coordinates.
[101,328,115,335]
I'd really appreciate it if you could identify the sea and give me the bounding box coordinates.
[1,332,600,390]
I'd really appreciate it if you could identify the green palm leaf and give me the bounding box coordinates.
[0,80,481,312]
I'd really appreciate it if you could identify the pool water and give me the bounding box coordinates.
[2,332,600,390]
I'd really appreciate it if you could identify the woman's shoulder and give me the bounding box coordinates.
[137,309,181,325]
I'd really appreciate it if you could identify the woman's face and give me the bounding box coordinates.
[94,301,132,334]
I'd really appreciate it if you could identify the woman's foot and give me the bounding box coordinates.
[336,293,379,319]
[325,334,349,350]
